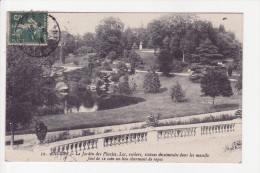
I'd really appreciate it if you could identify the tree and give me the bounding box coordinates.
[227,65,233,76]
[118,75,132,95]
[235,75,242,95]
[179,29,198,62]
[6,46,56,147]
[105,51,117,60]
[116,62,128,76]
[216,31,242,61]
[95,17,124,58]
[128,50,143,73]
[192,38,223,64]
[74,46,91,55]
[170,82,185,102]
[234,60,242,95]
[219,24,226,33]
[122,27,137,50]
[60,31,76,56]
[200,69,233,106]
[83,32,96,47]
[147,20,167,50]
[78,77,92,91]
[143,69,161,93]
[157,49,173,76]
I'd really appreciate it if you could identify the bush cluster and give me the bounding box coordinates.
[170,82,185,102]
[143,69,161,93]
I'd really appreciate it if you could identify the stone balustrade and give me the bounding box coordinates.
[200,123,235,135]
[50,139,98,154]
[104,132,147,147]
[157,127,197,140]
[35,119,241,155]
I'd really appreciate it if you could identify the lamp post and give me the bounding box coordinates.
[74,39,78,65]
[10,122,14,149]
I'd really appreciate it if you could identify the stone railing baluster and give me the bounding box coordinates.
[40,119,240,156]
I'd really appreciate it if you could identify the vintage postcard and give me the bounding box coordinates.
[4,11,243,163]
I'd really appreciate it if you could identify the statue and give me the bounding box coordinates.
[139,41,143,50]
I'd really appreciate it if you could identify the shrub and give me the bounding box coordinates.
[136,64,146,70]
[88,54,99,61]
[104,129,113,133]
[102,62,112,71]
[106,51,118,60]
[116,62,129,76]
[181,61,189,67]
[170,82,185,102]
[73,61,79,65]
[110,83,119,94]
[74,46,92,55]
[189,73,204,83]
[171,60,184,73]
[157,113,236,127]
[46,131,70,143]
[157,49,173,76]
[117,75,132,95]
[78,77,91,91]
[143,69,161,93]
[82,129,95,136]
[37,104,64,116]
[128,50,143,73]
[110,72,121,82]
[228,65,233,76]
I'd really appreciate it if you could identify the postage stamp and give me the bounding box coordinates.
[8,11,48,45]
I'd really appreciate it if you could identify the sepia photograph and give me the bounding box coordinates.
[4,11,244,163]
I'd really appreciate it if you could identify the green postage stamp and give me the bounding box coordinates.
[8,12,48,45]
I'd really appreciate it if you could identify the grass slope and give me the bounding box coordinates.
[35,75,241,132]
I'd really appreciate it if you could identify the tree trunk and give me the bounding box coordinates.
[64,99,67,114]
[10,122,14,149]
[60,46,65,64]
[182,51,185,62]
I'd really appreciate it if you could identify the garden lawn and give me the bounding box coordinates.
[138,50,157,70]
[35,74,242,133]
[56,53,96,66]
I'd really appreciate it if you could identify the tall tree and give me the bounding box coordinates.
[216,31,242,61]
[122,27,137,50]
[60,31,76,56]
[179,29,198,62]
[83,32,96,47]
[157,49,173,76]
[6,46,57,147]
[143,69,161,93]
[128,50,143,73]
[95,17,124,58]
[192,38,223,63]
[200,69,233,106]
[147,20,167,51]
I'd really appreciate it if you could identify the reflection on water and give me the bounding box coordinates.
[62,91,146,114]
[63,91,98,114]
[65,102,98,114]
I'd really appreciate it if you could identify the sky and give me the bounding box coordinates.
[49,13,243,42]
